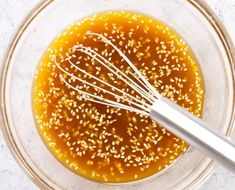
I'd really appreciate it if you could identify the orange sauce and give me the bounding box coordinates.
[33,11,204,183]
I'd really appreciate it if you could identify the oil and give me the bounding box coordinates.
[33,11,204,183]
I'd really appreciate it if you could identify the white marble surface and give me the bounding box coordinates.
[0,0,235,189]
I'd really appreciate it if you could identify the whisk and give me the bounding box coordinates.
[54,32,235,173]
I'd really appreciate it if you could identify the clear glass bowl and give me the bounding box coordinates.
[1,0,235,189]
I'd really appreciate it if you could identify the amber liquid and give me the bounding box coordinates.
[33,11,204,183]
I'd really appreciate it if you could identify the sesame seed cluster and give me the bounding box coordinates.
[33,11,204,183]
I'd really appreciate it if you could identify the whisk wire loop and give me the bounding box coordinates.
[87,32,161,99]
[54,57,150,113]
[75,46,156,103]
[54,32,161,116]
[59,74,149,116]
[67,59,152,109]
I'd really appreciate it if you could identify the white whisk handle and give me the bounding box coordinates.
[150,97,235,173]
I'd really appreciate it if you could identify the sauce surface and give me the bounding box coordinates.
[33,11,204,183]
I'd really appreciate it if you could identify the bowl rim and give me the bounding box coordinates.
[0,0,235,189]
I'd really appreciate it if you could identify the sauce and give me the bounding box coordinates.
[33,11,204,183]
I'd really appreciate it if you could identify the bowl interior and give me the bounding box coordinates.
[2,0,234,190]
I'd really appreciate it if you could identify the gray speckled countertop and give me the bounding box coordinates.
[0,0,235,189]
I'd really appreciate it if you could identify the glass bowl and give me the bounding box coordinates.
[1,0,235,189]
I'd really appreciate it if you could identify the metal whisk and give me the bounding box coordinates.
[54,32,235,173]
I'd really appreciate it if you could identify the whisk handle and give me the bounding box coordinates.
[150,97,235,173]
